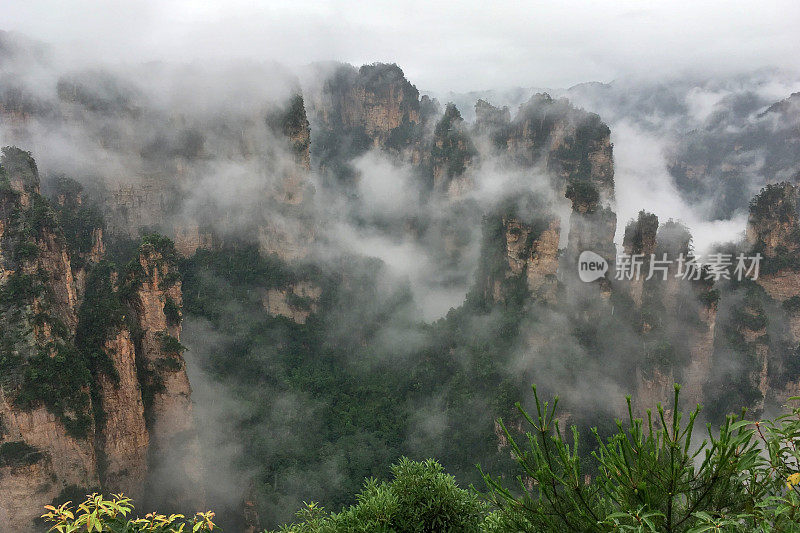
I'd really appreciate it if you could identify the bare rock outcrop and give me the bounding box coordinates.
[128,241,203,510]
[311,63,420,148]
[477,94,615,203]
[96,328,149,498]
[431,103,476,196]
[622,211,659,307]
[747,182,799,258]
[477,200,561,305]
[262,281,322,324]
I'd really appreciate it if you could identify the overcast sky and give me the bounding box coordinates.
[5,0,800,93]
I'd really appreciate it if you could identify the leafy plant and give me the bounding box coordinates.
[272,458,485,533]
[431,103,476,179]
[483,384,800,532]
[41,493,217,532]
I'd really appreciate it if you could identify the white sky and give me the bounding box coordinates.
[5,0,800,93]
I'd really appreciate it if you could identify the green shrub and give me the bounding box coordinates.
[13,241,40,262]
[26,194,59,236]
[119,258,146,301]
[136,355,165,430]
[1,146,38,190]
[164,296,182,326]
[0,441,44,468]
[0,272,45,305]
[58,203,104,256]
[782,295,800,314]
[749,182,797,223]
[733,307,768,331]
[141,233,178,261]
[158,332,186,355]
[484,384,800,532]
[698,288,721,306]
[431,103,476,179]
[273,458,485,532]
[565,180,600,208]
[14,344,93,439]
[155,356,183,372]
[75,261,124,381]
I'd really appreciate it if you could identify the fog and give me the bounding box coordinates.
[6,1,800,93]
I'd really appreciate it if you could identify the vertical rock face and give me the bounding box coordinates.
[682,303,718,406]
[129,242,202,510]
[96,328,148,498]
[267,94,313,206]
[565,189,617,278]
[0,400,99,531]
[257,218,316,262]
[48,176,106,305]
[172,224,213,258]
[477,94,615,203]
[728,183,800,409]
[307,63,423,185]
[0,147,98,531]
[474,99,510,135]
[706,284,774,417]
[104,178,175,237]
[622,211,659,307]
[476,195,561,305]
[0,148,202,530]
[654,221,719,407]
[618,216,720,411]
[747,182,800,342]
[430,103,476,196]
[3,152,79,334]
[667,92,800,219]
[269,94,312,172]
[313,63,420,148]
[746,182,800,258]
[526,218,561,302]
[262,280,322,324]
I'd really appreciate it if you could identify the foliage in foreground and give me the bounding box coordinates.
[485,384,800,532]
[277,385,800,532]
[41,493,217,533]
[45,385,800,532]
[271,458,487,533]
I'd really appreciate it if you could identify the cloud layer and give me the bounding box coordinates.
[5,1,800,93]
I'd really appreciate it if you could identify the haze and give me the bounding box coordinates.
[5,0,799,93]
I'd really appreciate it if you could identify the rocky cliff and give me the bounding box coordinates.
[430,103,477,196]
[562,181,617,291]
[475,95,615,203]
[0,148,201,530]
[0,147,97,531]
[127,238,203,510]
[747,182,800,260]
[708,182,800,413]
[667,92,800,219]
[306,63,424,186]
[475,194,561,305]
[310,63,420,150]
